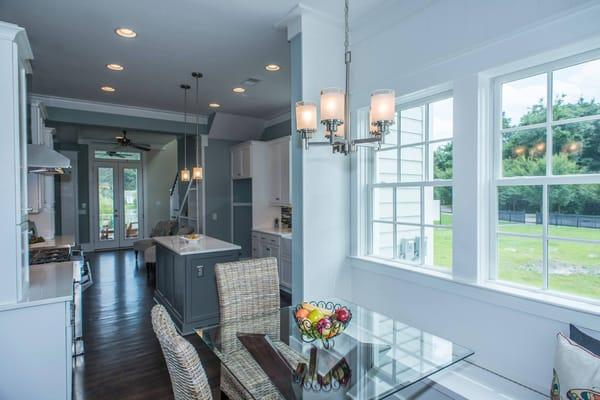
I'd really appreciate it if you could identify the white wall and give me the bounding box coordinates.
[346,0,600,393]
[144,139,177,236]
[288,13,352,300]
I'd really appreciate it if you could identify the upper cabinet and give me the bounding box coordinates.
[268,136,291,206]
[231,143,252,179]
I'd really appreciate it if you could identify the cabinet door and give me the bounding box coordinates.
[240,145,251,178]
[231,148,242,179]
[280,139,290,204]
[251,237,259,258]
[270,142,282,204]
[280,257,292,289]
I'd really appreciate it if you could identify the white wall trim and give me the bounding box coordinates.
[264,111,291,128]
[350,256,600,330]
[30,94,208,125]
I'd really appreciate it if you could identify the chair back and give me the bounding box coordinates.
[214,257,280,324]
[151,305,212,400]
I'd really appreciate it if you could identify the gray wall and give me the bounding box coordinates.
[145,139,178,235]
[205,139,237,242]
[261,119,291,141]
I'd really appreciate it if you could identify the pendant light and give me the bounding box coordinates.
[192,72,203,181]
[180,84,191,182]
[295,0,395,154]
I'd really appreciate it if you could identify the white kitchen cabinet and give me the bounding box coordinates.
[268,137,291,206]
[252,230,291,291]
[231,143,252,179]
[280,237,292,290]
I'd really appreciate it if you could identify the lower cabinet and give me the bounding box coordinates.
[155,244,240,335]
[252,231,292,291]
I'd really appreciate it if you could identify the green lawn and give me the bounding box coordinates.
[433,214,600,300]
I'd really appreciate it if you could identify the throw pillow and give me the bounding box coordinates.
[570,324,600,357]
[551,333,600,400]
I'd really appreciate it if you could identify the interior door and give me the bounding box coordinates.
[94,159,143,249]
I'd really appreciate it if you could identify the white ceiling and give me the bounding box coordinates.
[0,0,388,120]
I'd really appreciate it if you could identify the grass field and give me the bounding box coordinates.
[433,214,600,300]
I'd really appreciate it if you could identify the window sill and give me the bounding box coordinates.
[349,255,600,330]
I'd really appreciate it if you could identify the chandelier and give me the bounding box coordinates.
[295,0,395,154]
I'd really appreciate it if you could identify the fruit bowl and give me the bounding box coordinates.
[294,301,352,348]
[181,233,202,242]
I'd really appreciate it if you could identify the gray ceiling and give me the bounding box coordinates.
[0,0,387,119]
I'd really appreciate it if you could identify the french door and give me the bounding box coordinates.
[94,161,143,249]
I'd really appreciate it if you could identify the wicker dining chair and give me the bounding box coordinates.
[215,257,304,400]
[151,305,213,400]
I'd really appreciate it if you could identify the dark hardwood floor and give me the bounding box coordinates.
[74,249,290,400]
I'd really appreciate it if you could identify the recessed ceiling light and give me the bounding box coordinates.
[265,64,280,72]
[208,103,220,108]
[233,87,246,93]
[115,27,137,38]
[101,85,116,93]
[106,63,124,71]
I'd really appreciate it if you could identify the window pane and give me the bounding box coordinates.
[424,226,452,270]
[94,150,141,160]
[553,58,600,121]
[372,222,394,259]
[552,121,600,175]
[429,98,453,140]
[497,235,542,288]
[549,184,600,241]
[502,128,546,177]
[549,240,600,300]
[375,148,398,183]
[384,112,399,145]
[400,106,425,145]
[123,168,139,239]
[425,187,452,226]
[373,187,394,221]
[396,225,421,263]
[497,185,543,234]
[396,187,420,224]
[430,140,453,180]
[501,73,547,129]
[400,145,424,182]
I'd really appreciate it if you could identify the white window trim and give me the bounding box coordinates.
[489,51,600,305]
[364,90,454,272]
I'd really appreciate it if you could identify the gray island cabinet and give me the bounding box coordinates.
[153,235,241,334]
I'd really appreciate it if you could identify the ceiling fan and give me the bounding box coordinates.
[115,130,151,151]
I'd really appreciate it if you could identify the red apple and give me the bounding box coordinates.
[335,308,350,323]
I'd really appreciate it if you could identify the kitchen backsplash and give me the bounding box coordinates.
[281,206,292,228]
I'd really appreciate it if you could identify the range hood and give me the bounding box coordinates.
[27,144,71,175]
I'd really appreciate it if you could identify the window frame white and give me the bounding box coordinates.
[366,91,454,272]
[490,50,600,304]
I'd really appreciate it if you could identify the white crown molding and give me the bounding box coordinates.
[264,111,291,129]
[275,3,344,40]
[30,94,209,125]
[0,21,34,69]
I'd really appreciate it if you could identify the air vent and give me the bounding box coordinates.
[241,77,261,86]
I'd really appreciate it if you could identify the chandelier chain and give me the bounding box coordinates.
[344,0,349,54]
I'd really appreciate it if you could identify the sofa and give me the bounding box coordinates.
[133,220,194,268]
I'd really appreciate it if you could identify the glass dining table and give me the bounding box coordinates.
[196,300,473,400]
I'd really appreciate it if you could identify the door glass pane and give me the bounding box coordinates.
[98,167,115,241]
[549,239,600,300]
[123,168,139,239]
[497,235,542,288]
[553,58,600,121]
[94,150,141,160]
[501,73,547,128]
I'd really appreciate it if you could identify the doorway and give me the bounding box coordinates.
[92,150,144,249]
[59,150,79,241]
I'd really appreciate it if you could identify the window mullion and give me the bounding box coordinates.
[392,188,397,260]
[421,104,430,265]
[542,71,552,291]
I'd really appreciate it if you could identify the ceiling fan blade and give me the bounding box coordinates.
[131,144,151,151]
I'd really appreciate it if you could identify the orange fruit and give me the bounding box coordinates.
[296,308,309,320]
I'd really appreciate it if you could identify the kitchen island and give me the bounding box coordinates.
[153,235,241,334]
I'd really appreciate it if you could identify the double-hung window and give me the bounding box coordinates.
[492,53,600,302]
[368,93,454,271]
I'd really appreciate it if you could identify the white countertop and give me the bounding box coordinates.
[29,235,75,250]
[154,235,241,256]
[0,262,74,312]
[252,227,292,239]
